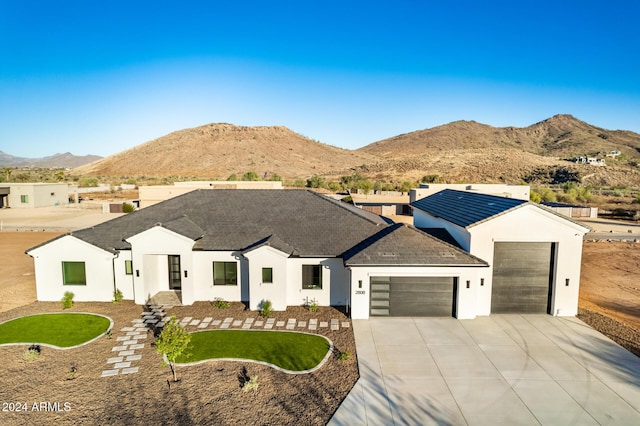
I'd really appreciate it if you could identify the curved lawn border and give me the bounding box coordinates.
[175,329,334,375]
[0,312,114,350]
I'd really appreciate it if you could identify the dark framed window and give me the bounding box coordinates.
[125,260,133,275]
[62,261,86,285]
[262,267,273,283]
[213,262,237,285]
[302,265,322,289]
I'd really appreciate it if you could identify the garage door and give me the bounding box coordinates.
[370,276,457,317]
[491,242,555,314]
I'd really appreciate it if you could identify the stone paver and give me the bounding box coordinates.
[101,369,119,377]
[266,318,275,324]
[212,320,222,326]
[126,354,142,361]
[220,323,230,329]
[121,367,139,374]
[342,322,350,328]
[242,323,252,329]
[309,319,318,325]
[116,336,131,341]
[255,320,264,327]
[276,321,285,327]
[309,324,317,331]
[112,345,128,352]
[189,319,201,326]
[320,321,328,328]
[203,317,213,323]
[114,361,131,369]
[265,323,273,329]
[232,320,243,327]
[119,349,135,356]
[198,323,208,328]
[298,321,307,328]
[245,318,254,324]
[129,343,144,350]
[121,327,135,332]
[107,357,123,364]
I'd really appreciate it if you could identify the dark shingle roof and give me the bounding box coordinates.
[68,190,388,257]
[343,223,488,266]
[417,228,462,248]
[410,189,526,228]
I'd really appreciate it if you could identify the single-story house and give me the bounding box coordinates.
[27,188,589,319]
[411,190,590,316]
[2,183,70,208]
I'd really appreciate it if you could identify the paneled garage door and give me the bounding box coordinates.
[370,276,457,317]
[491,242,555,314]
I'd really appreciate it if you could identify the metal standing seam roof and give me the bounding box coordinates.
[342,223,488,266]
[410,189,527,228]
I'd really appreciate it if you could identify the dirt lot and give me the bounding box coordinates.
[0,232,638,425]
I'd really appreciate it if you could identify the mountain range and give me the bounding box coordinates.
[7,114,640,186]
[0,151,102,168]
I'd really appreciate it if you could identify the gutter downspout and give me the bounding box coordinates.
[112,252,119,295]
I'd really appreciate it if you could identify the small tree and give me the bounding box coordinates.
[155,315,191,382]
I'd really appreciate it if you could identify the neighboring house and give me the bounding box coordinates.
[572,156,606,166]
[411,190,590,316]
[410,183,531,203]
[27,188,589,319]
[350,193,411,217]
[2,183,70,208]
[139,181,283,208]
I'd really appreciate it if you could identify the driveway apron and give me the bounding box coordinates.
[329,315,640,425]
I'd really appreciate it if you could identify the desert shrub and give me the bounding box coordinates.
[78,177,99,188]
[242,171,259,181]
[337,350,351,361]
[260,300,272,318]
[212,297,231,309]
[66,363,78,380]
[307,298,318,313]
[242,376,259,392]
[23,345,41,361]
[529,189,542,203]
[113,289,124,303]
[122,202,135,213]
[61,291,74,309]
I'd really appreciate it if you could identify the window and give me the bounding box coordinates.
[302,265,322,289]
[262,267,273,283]
[213,262,237,285]
[20,195,29,204]
[125,260,133,275]
[62,261,86,285]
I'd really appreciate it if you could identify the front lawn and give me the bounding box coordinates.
[176,330,331,372]
[0,313,111,348]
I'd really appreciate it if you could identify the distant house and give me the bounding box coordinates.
[410,183,531,203]
[28,188,589,319]
[1,183,70,208]
[139,181,283,208]
[572,156,606,166]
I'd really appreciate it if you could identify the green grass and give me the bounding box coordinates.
[0,313,111,348]
[176,330,330,371]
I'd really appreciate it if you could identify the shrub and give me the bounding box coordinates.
[66,363,78,380]
[23,344,41,361]
[155,315,191,382]
[260,300,272,318]
[212,297,231,309]
[61,291,74,309]
[113,289,124,303]
[338,350,351,361]
[307,298,318,313]
[242,376,259,392]
[122,202,135,213]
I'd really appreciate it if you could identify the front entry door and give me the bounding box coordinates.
[168,255,182,290]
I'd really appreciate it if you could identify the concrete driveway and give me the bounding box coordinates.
[329,315,640,425]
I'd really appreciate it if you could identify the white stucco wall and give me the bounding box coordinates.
[28,235,116,302]
[126,226,196,304]
[469,205,588,316]
[113,251,134,300]
[348,266,485,320]
[284,258,344,308]
[412,209,472,251]
[192,251,244,303]
[243,246,290,311]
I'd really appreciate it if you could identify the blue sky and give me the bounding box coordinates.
[1,0,639,157]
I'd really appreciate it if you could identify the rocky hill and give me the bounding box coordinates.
[74,123,377,179]
[72,116,640,186]
[358,114,640,159]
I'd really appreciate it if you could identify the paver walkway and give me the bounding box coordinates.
[175,316,350,331]
[101,304,166,377]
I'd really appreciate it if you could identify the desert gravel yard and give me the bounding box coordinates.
[0,301,357,426]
